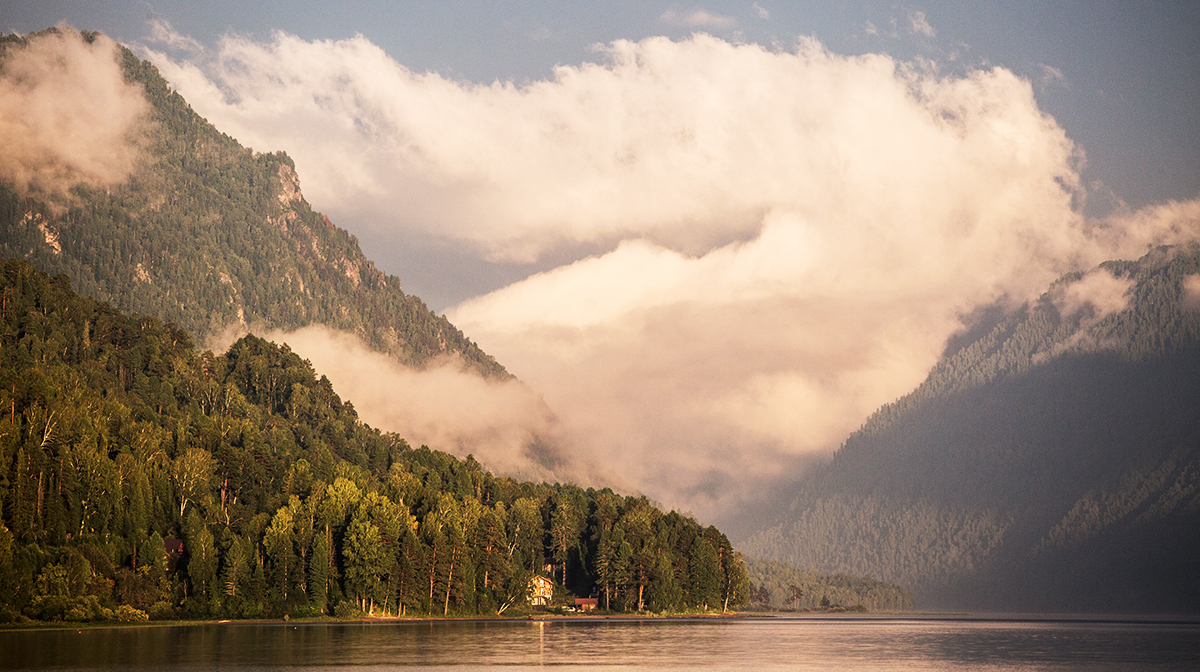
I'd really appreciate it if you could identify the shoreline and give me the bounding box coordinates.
[0,610,763,632]
[6,610,1198,633]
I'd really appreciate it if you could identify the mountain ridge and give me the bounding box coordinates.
[743,244,1200,613]
[0,28,505,379]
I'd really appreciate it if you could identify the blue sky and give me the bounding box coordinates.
[4,1,1200,520]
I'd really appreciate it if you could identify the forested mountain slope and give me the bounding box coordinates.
[0,260,747,622]
[0,29,503,377]
[744,245,1200,613]
[743,557,913,613]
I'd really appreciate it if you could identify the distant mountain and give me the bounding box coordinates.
[744,557,913,612]
[743,245,1200,614]
[0,30,504,377]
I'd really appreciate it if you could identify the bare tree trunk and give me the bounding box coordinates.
[443,546,457,616]
[428,545,438,606]
[385,574,393,616]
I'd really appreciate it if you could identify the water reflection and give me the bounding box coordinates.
[3,616,1199,671]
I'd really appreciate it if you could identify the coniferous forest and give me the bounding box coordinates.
[0,260,749,623]
[743,557,913,613]
[0,29,504,378]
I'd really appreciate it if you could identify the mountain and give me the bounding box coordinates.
[0,259,748,622]
[743,245,1200,614]
[0,29,503,377]
[744,557,913,612]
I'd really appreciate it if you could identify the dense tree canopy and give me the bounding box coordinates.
[0,260,747,622]
[744,557,913,612]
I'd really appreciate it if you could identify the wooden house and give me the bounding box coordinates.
[528,575,554,606]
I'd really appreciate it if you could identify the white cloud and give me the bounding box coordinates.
[147,18,204,53]
[660,8,738,30]
[145,29,1200,522]
[0,28,150,206]
[753,3,770,20]
[1053,268,1133,319]
[209,325,573,483]
[1182,274,1200,311]
[1089,197,1200,255]
[1038,63,1066,91]
[140,32,1087,266]
[909,10,936,38]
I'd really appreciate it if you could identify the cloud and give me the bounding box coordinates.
[659,8,738,30]
[140,32,1087,265]
[448,229,959,497]
[1182,274,1200,312]
[0,28,150,206]
[208,324,573,483]
[908,10,936,38]
[752,3,770,20]
[147,18,204,53]
[1089,197,1200,255]
[145,30,1200,524]
[1053,268,1133,319]
[1038,63,1066,91]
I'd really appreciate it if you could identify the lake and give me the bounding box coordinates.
[4,616,1199,671]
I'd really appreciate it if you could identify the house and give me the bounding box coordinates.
[528,575,554,606]
[163,539,185,558]
[163,539,185,571]
[574,597,598,612]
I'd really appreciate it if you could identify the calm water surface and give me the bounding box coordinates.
[4,616,1199,671]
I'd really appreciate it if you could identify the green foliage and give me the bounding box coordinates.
[0,260,746,620]
[114,604,149,622]
[744,557,913,612]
